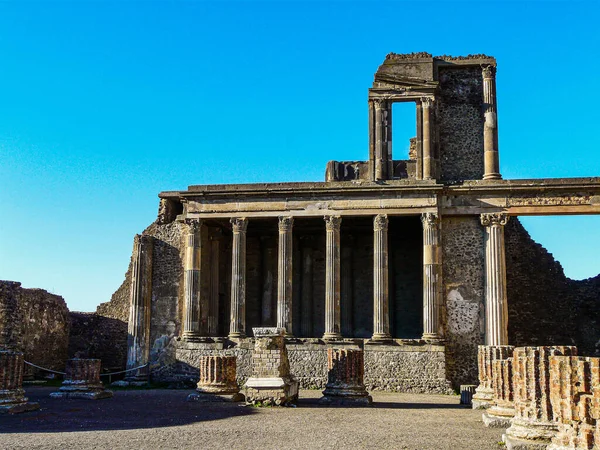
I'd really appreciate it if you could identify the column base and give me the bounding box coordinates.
[421,333,443,342]
[368,333,392,343]
[228,332,246,340]
[322,332,343,341]
[0,401,40,414]
[483,173,502,180]
[182,331,203,342]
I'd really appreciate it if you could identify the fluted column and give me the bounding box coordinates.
[482,65,501,180]
[126,234,154,380]
[480,213,509,346]
[277,216,294,335]
[421,213,441,341]
[341,236,354,337]
[323,216,342,340]
[300,236,314,337]
[422,97,434,180]
[207,233,220,336]
[372,214,391,341]
[229,217,248,339]
[183,220,202,341]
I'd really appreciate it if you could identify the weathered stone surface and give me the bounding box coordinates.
[50,358,113,400]
[504,346,577,450]
[473,345,514,409]
[483,357,515,428]
[243,327,298,406]
[320,348,372,405]
[0,351,39,414]
[547,356,599,450]
[0,281,69,378]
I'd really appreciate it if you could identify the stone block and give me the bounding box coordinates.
[473,345,514,409]
[0,350,39,414]
[504,346,577,450]
[50,358,113,400]
[320,348,372,406]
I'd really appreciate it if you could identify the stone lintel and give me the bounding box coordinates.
[252,327,285,338]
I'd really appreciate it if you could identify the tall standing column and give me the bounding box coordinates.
[207,232,220,336]
[480,213,509,346]
[323,216,342,340]
[277,216,294,335]
[421,213,441,341]
[422,97,434,180]
[300,236,314,337]
[372,214,391,341]
[482,65,501,180]
[183,220,202,341]
[341,235,354,337]
[229,217,248,339]
[126,234,154,380]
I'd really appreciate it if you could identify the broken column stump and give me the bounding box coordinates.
[483,357,515,428]
[319,348,372,405]
[0,350,40,414]
[187,355,243,402]
[473,345,514,409]
[50,358,113,400]
[547,355,599,450]
[243,327,298,406]
[504,346,577,450]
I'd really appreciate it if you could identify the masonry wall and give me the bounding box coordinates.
[0,280,70,375]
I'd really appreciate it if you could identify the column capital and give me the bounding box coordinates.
[420,96,435,107]
[185,218,202,234]
[230,217,248,233]
[421,212,439,228]
[324,215,342,231]
[482,64,497,79]
[278,216,294,232]
[373,214,388,231]
[480,212,509,227]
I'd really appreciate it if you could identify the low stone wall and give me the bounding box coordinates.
[0,281,70,376]
[152,339,453,394]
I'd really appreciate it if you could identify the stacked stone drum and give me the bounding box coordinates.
[50,358,113,400]
[483,357,515,427]
[0,350,39,413]
[187,355,243,402]
[473,345,514,409]
[320,348,372,405]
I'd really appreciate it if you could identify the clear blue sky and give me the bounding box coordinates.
[1,1,599,312]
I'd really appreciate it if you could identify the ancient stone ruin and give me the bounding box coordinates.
[320,348,372,405]
[50,358,113,400]
[187,355,243,402]
[0,350,39,414]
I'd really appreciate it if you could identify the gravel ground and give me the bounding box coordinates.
[1,387,505,450]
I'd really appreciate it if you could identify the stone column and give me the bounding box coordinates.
[229,217,248,339]
[422,97,434,180]
[482,65,501,180]
[183,220,202,341]
[483,357,515,428]
[50,358,113,400]
[208,234,220,336]
[277,216,294,336]
[261,238,277,327]
[473,345,514,409]
[187,355,243,402]
[320,348,372,405]
[480,213,509,346]
[341,236,354,337]
[505,346,577,450]
[126,234,154,382]
[323,216,342,340]
[372,214,391,341]
[300,236,314,337]
[421,213,441,341]
[0,351,39,413]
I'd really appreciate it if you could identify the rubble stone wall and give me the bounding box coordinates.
[0,281,70,374]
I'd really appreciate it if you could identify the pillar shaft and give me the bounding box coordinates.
[323,216,342,340]
[341,236,354,337]
[183,220,202,340]
[208,236,220,336]
[229,217,248,338]
[372,214,391,341]
[422,97,433,180]
[480,213,509,346]
[421,213,441,341]
[126,234,154,379]
[482,65,501,180]
[260,240,276,326]
[300,237,313,337]
[277,216,294,335]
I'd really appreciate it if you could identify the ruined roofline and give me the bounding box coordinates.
[158,177,600,200]
[384,52,496,64]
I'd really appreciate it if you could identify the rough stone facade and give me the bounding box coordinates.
[0,281,69,377]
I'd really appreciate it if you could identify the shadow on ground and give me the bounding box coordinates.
[0,386,256,434]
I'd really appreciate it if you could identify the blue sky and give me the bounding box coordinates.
[1,1,599,312]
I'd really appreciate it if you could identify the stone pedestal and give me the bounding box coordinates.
[504,346,577,450]
[547,356,599,450]
[473,345,514,409]
[484,357,515,428]
[460,385,477,406]
[0,350,40,414]
[50,359,113,400]
[187,355,243,402]
[320,348,372,405]
[243,328,298,406]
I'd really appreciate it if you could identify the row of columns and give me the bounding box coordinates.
[180,212,510,345]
